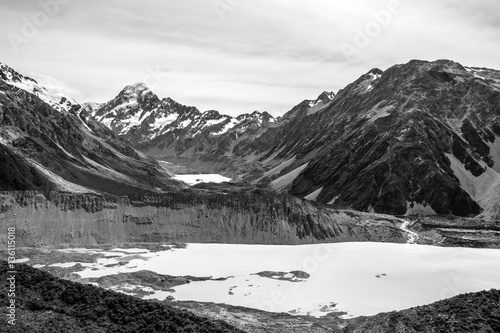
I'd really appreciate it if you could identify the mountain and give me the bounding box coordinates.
[95,60,500,219]
[0,63,78,113]
[91,83,276,176]
[233,61,500,218]
[0,63,180,196]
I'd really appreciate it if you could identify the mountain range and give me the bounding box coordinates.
[1,60,499,219]
[85,60,500,219]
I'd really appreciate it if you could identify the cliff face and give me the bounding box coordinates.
[0,191,404,247]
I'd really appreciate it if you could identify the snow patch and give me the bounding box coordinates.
[304,187,323,201]
[202,117,227,128]
[212,118,240,135]
[177,119,192,129]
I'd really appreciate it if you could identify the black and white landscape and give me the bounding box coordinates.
[1,1,500,332]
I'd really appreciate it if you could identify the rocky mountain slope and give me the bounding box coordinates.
[248,60,500,218]
[0,63,180,197]
[0,63,78,112]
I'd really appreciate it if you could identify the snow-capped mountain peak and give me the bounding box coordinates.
[122,82,150,95]
[92,82,280,146]
[0,62,78,113]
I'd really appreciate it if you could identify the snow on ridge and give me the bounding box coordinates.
[150,113,179,139]
[309,100,320,107]
[1,63,77,112]
[366,73,382,92]
[324,91,335,100]
[202,117,228,129]
[123,82,150,94]
[212,118,240,135]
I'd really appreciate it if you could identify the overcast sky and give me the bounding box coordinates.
[1,0,499,116]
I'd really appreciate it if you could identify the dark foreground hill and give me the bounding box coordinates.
[0,261,243,333]
[343,289,500,333]
[1,261,499,333]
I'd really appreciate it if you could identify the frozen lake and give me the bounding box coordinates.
[70,243,500,318]
[172,174,231,185]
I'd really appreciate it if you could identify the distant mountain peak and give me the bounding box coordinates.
[120,82,152,97]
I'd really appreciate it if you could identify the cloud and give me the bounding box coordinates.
[29,72,84,101]
[0,0,499,115]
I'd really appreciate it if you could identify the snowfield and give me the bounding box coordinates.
[70,242,500,318]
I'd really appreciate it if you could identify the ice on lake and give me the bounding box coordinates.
[73,242,500,317]
[172,174,231,185]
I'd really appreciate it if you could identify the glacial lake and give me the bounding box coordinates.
[55,243,500,318]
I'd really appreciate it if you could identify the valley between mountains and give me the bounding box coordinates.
[1,59,500,332]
